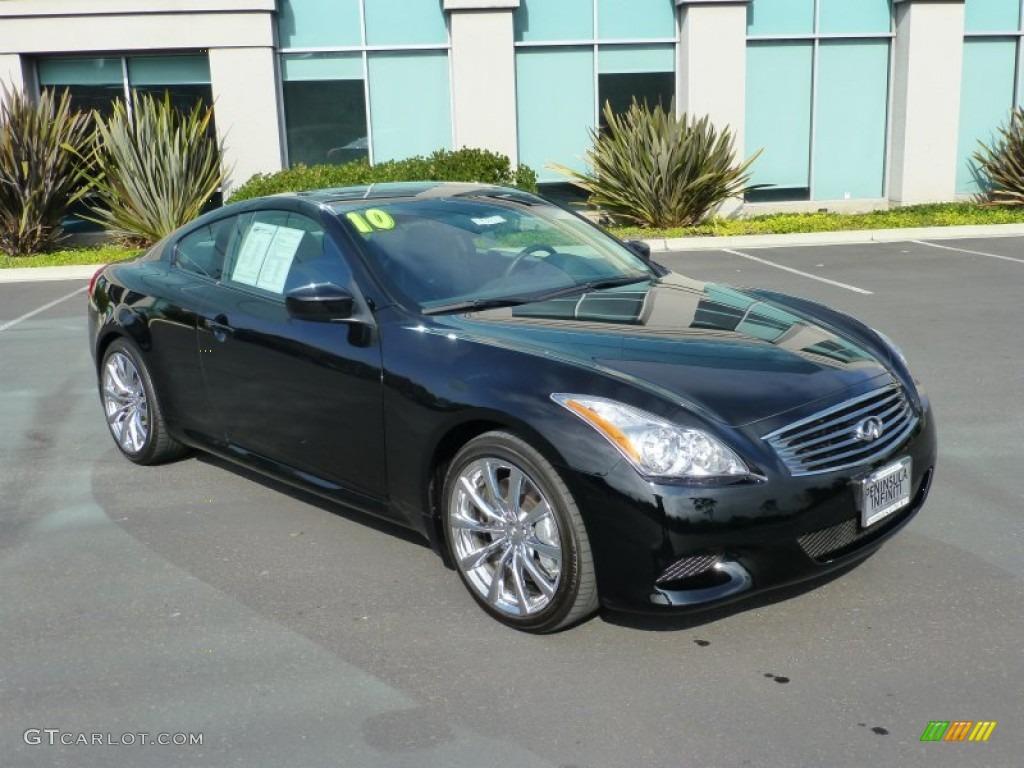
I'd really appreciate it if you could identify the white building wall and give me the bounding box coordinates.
[888,0,966,205]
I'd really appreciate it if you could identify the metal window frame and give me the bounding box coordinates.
[276,0,455,167]
[747,0,896,202]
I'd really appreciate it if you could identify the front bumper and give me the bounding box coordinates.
[566,399,938,613]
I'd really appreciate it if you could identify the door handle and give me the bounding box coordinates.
[206,314,233,342]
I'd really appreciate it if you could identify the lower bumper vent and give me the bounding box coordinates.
[656,553,721,585]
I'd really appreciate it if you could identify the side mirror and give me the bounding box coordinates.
[624,239,652,262]
[285,283,356,322]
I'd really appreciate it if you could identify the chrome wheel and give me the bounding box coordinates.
[449,458,563,617]
[102,350,150,454]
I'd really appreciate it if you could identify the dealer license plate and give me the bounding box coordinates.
[860,457,912,528]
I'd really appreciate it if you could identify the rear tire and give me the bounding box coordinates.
[442,431,598,633]
[99,338,187,465]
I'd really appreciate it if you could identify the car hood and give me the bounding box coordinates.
[440,274,892,427]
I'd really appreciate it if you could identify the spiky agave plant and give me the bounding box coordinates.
[85,91,224,244]
[0,85,94,256]
[551,99,763,228]
[973,107,1024,206]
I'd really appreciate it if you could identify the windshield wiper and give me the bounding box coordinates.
[525,275,652,303]
[421,276,652,316]
[421,296,536,315]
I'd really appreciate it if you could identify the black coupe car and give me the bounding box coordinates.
[88,182,936,632]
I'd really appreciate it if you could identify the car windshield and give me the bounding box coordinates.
[333,194,653,311]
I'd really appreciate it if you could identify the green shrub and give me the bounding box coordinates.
[973,107,1024,205]
[82,91,224,244]
[0,85,94,257]
[551,100,763,229]
[228,147,537,203]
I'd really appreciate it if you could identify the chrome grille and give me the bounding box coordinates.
[764,384,918,476]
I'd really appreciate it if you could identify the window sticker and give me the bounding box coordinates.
[232,222,305,294]
[346,208,395,234]
[471,215,506,227]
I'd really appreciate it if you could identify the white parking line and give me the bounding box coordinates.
[721,249,873,295]
[0,286,87,333]
[912,239,1024,264]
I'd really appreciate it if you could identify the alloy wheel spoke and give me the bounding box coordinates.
[459,537,508,571]
[519,545,557,598]
[483,460,506,512]
[449,512,505,537]
[525,536,561,563]
[506,467,525,517]
[510,548,530,615]
[520,499,552,527]
[486,546,513,604]
[459,476,503,522]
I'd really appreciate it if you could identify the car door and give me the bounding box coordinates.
[194,207,387,508]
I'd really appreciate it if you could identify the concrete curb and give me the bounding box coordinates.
[645,223,1024,252]
[0,265,101,283]
[3,223,1024,283]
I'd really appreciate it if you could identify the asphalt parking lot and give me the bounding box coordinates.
[2,235,1021,767]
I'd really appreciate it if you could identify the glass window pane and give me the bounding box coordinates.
[818,0,891,35]
[38,57,122,85]
[813,40,890,200]
[957,39,1018,193]
[278,0,363,48]
[597,0,676,40]
[368,51,451,162]
[41,85,121,119]
[745,42,812,194]
[964,0,1020,33]
[365,0,447,46]
[282,53,363,81]
[598,73,675,125]
[598,44,674,74]
[746,0,815,36]
[128,55,210,86]
[284,77,367,167]
[516,47,595,183]
[515,0,594,42]
[176,218,237,280]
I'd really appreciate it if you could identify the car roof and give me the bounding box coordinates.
[284,181,545,209]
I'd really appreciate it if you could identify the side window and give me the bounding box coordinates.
[174,216,238,280]
[224,210,352,296]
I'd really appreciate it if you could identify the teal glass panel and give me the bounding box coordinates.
[515,0,594,42]
[597,0,676,40]
[818,0,892,35]
[813,40,889,200]
[746,0,815,36]
[964,0,1020,33]
[365,0,447,46]
[282,53,363,81]
[128,55,210,86]
[368,51,451,161]
[37,57,121,85]
[517,48,595,182]
[278,0,362,48]
[957,39,1018,192]
[745,42,812,191]
[598,45,674,74]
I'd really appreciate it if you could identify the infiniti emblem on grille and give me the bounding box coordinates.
[854,417,884,443]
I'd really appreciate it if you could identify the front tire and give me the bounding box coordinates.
[442,431,598,633]
[99,338,187,465]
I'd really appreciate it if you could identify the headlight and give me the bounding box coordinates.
[551,394,748,479]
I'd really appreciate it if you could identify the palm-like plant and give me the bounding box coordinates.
[973,107,1024,206]
[0,85,94,256]
[551,100,763,229]
[84,91,224,244]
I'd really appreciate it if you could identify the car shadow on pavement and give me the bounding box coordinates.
[193,452,431,550]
